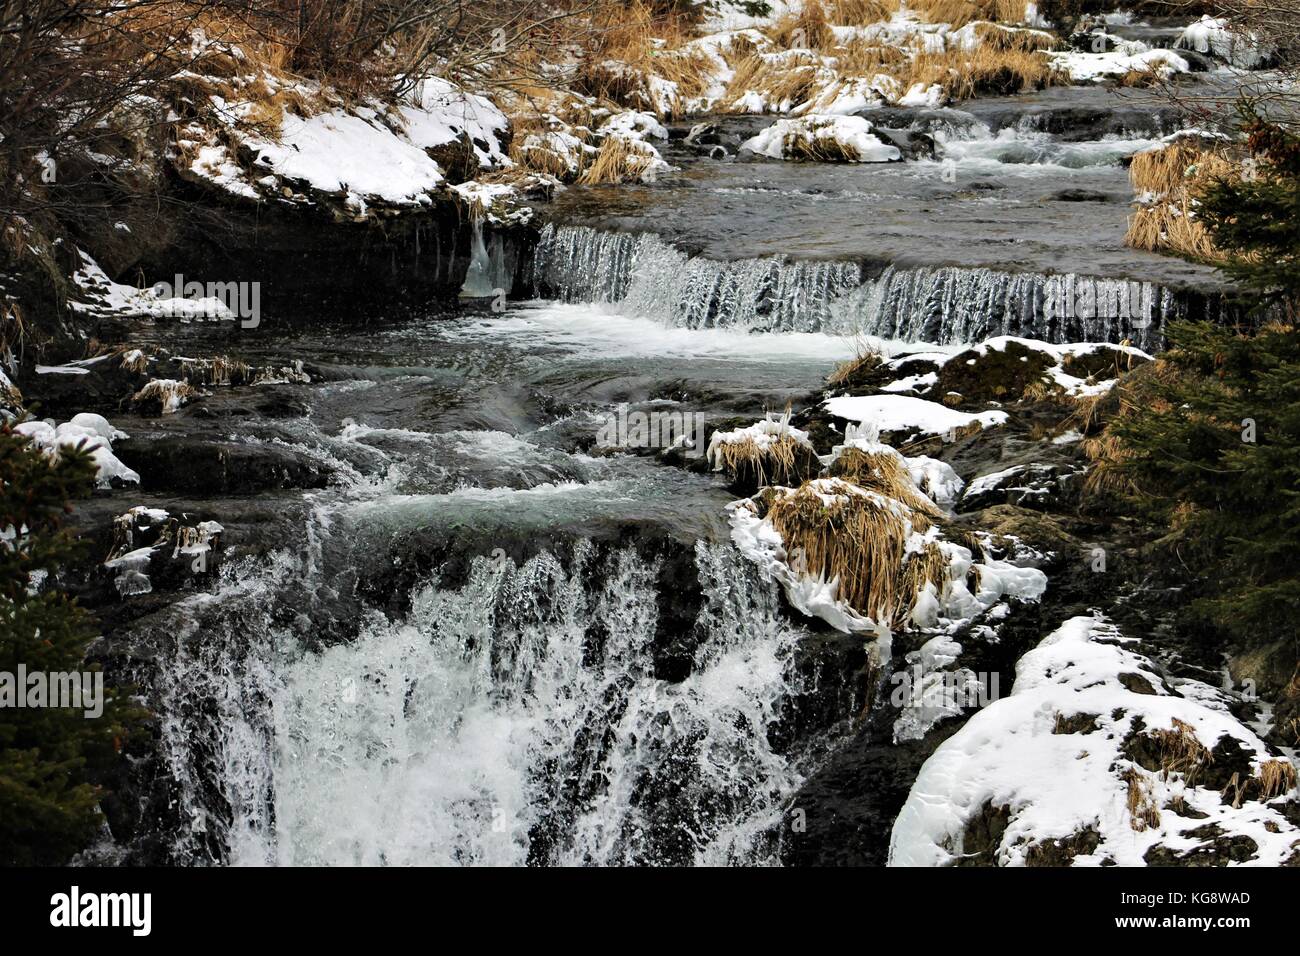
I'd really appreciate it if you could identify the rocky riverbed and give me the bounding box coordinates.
[4,1,1297,867]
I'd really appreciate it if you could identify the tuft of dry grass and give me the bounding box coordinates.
[770,0,836,50]
[764,478,944,624]
[827,0,903,23]
[907,46,1061,99]
[576,135,660,185]
[827,447,944,519]
[1256,759,1298,801]
[909,0,1031,26]
[131,379,196,414]
[1152,718,1212,781]
[720,51,826,112]
[832,37,909,75]
[785,120,863,161]
[828,347,884,387]
[1124,139,1241,262]
[1123,767,1162,831]
[712,434,815,487]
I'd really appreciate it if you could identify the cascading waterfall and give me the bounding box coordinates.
[530,223,1192,349]
[152,539,810,866]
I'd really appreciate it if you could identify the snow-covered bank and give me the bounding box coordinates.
[890,615,1300,866]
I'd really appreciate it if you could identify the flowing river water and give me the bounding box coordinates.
[88,80,1242,865]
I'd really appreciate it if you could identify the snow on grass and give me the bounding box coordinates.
[825,393,1008,437]
[189,74,511,213]
[889,614,1300,866]
[399,77,511,168]
[742,115,901,162]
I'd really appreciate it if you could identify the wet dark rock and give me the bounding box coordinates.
[1048,188,1111,202]
[1144,832,1258,866]
[957,462,1084,513]
[872,127,937,161]
[115,437,333,494]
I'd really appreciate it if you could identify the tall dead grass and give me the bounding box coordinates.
[1124,139,1239,262]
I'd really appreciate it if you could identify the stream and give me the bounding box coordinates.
[83,78,1238,866]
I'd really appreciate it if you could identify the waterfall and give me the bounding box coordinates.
[150,540,810,866]
[530,223,1196,349]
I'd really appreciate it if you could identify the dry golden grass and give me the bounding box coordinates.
[909,0,1031,26]
[826,0,903,23]
[577,136,660,185]
[1256,759,1298,801]
[828,348,884,387]
[785,121,864,161]
[720,51,826,111]
[711,434,815,487]
[765,479,940,623]
[832,38,909,75]
[1152,718,1212,780]
[1124,139,1241,262]
[770,0,836,50]
[1123,768,1162,831]
[131,379,197,414]
[827,447,945,519]
[972,22,1060,52]
[907,46,1061,99]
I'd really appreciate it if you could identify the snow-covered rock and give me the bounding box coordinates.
[825,394,1008,438]
[741,115,902,163]
[15,415,139,489]
[1175,15,1271,69]
[889,615,1300,866]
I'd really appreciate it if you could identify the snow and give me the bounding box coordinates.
[1175,15,1271,69]
[15,415,139,489]
[1049,48,1190,83]
[399,77,511,168]
[889,615,1300,866]
[742,115,902,163]
[707,412,813,469]
[250,109,445,209]
[71,252,237,321]
[904,455,964,505]
[825,394,1008,437]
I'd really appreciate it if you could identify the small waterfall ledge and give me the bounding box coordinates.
[528,224,1236,351]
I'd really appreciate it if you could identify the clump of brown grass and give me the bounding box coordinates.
[1123,767,1162,831]
[762,478,944,624]
[770,0,836,50]
[785,121,864,161]
[1256,759,1298,801]
[827,0,902,23]
[1124,138,1240,262]
[1151,718,1212,781]
[712,433,817,487]
[972,22,1060,52]
[828,447,944,519]
[828,348,884,388]
[131,379,196,414]
[720,51,826,112]
[832,38,909,75]
[907,46,1060,99]
[909,0,1031,27]
[577,136,660,185]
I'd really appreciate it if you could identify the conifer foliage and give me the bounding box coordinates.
[1106,112,1300,649]
[0,426,130,865]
